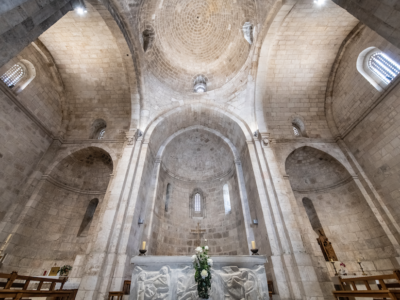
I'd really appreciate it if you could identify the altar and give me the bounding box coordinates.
[130,255,269,300]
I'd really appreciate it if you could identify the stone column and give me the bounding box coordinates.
[234,159,256,254]
[251,135,325,300]
[75,135,140,300]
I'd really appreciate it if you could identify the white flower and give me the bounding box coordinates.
[205,246,209,250]
[207,259,213,266]
[195,247,202,253]
[201,269,208,279]
[192,255,196,262]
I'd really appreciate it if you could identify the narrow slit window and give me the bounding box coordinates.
[1,64,25,88]
[223,184,231,214]
[368,52,400,84]
[165,183,171,212]
[194,193,201,212]
[293,126,300,137]
[98,128,106,139]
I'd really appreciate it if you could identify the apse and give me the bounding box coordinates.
[151,128,248,255]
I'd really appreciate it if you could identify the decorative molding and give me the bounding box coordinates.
[273,138,336,144]
[292,176,353,194]
[62,139,125,144]
[42,175,107,195]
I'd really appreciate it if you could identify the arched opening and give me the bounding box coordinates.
[285,146,394,275]
[1,147,113,272]
[129,105,260,258]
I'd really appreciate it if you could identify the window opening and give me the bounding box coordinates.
[98,129,106,139]
[194,193,201,212]
[368,52,400,84]
[1,64,25,88]
[77,198,99,237]
[165,183,172,212]
[223,184,231,214]
[293,126,300,137]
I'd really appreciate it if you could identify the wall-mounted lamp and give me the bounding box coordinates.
[253,219,258,225]
[75,0,87,14]
[138,218,144,225]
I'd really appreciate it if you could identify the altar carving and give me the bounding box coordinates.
[135,266,171,300]
[317,229,338,261]
[130,256,269,300]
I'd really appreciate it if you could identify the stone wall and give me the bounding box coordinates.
[332,26,400,242]
[150,167,248,256]
[0,147,112,275]
[0,90,52,224]
[38,4,132,139]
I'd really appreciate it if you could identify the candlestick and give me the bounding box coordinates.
[251,241,256,249]
[330,259,338,276]
[142,241,146,250]
[357,260,367,275]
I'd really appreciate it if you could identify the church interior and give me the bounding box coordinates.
[1,0,400,299]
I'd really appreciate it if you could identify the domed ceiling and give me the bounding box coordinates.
[140,0,256,93]
[162,129,234,181]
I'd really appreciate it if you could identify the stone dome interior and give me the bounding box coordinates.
[161,129,234,181]
[140,0,256,93]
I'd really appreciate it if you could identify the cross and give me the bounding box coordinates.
[190,222,206,247]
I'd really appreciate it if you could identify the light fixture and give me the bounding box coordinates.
[314,0,325,5]
[194,75,207,93]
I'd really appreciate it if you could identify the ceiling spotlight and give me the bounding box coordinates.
[194,75,207,93]
[76,7,87,14]
[314,0,325,5]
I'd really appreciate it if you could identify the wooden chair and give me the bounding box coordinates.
[333,270,400,300]
[108,291,124,300]
[123,280,131,295]
[268,280,274,299]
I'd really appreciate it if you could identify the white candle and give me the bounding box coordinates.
[142,241,146,250]
[251,241,256,249]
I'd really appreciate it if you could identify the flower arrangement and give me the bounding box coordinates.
[59,265,72,276]
[192,240,212,299]
[339,262,347,275]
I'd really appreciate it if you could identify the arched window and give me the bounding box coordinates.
[165,183,172,212]
[194,193,201,212]
[291,117,307,137]
[223,184,231,214]
[357,47,400,91]
[77,198,99,237]
[0,60,35,93]
[1,64,25,87]
[90,119,107,139]
[368,52,400,84]
[190,188,206,218]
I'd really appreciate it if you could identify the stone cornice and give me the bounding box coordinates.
[42,175,107,195]
[292,176,353,194]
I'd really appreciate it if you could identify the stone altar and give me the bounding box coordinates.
[130,255,269,300]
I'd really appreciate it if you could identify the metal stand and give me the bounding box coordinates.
[251,249,259,255]
[358,261,367,275]
[331,260,338,276]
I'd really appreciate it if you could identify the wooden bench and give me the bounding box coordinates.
[333,270,400,300]
[108,280,131,299]
[0,271,76,300]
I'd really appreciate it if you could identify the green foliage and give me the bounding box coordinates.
[193,246,212,299]
[59,265,72,276]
